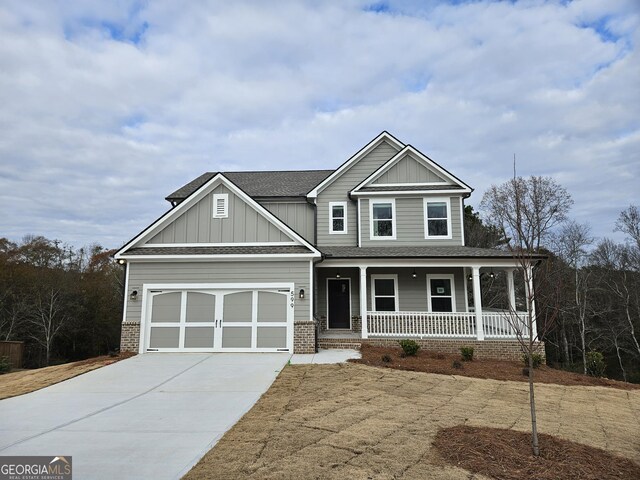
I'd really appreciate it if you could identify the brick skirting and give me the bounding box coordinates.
[318,337,545,362]
[294,321,316,354]
[120,322,140,353]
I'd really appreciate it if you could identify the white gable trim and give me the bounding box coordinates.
[351,145,472,194]
[115,173,321,258]
[307,131,404,199]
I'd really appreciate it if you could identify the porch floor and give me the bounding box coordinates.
[318,330,361,339]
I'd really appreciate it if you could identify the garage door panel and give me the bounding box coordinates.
[186,292,215,323]
[223,292,253,322]
[256,326,287,348]
[221,327,252,348]
[184,327,215,348]
[149,327,180,348]
[257,292,286,322]
[151,292,181,323]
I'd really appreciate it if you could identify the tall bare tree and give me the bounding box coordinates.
[481,175,571,456]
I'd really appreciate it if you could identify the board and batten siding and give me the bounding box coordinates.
[372,152,447,184]
[316,140,400,247]
[367,267,467,312]
[146,184,292,245]
[261,201,315,243]
[360,196,463,247]
[125,261,311,324]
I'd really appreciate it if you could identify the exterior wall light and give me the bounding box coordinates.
[336,270,341,278]
[117,259,126,265]
[130,290,138,301]
[411,270,417,278]
[299,289,305,299]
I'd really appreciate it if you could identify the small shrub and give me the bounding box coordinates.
[460,346,474,361]
[586,351,606,377]
[522,353,543,369]
[452,360,463,370]
[399,339,420,357]
[381,354,392,363]
[0,356,10,374]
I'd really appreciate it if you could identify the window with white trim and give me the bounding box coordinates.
[371,275,398,311]
[370,200,396,239]
[426,274,456,312]
[329,202,347,234]
[212,193,228,218]
[424,197,451,238]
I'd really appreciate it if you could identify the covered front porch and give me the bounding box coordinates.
[315,258,537,342]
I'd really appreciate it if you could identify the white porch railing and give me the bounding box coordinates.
[367,311,529,339]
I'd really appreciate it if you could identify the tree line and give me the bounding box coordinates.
[0,236,123,367]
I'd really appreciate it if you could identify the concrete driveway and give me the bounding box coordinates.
[0,353,289,479]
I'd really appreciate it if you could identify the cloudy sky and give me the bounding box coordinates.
[1,0,638,249]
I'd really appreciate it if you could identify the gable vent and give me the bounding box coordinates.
[212,193,229,218]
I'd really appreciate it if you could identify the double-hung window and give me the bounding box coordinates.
[370,200,396,239]
[371,275,398,311]
[424,197,451,238]
[426,275,456,312]
[329,202,347,234]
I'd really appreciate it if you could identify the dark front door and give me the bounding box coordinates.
[328,279,351,329]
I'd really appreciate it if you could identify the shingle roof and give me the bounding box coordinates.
[123,245,313,256]
[320,246,546,259]
[166,170,335,202]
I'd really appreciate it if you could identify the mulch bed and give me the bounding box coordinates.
[350,344,640,390]
[433,425,640,480]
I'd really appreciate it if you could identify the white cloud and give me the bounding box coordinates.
[0,0,638,248]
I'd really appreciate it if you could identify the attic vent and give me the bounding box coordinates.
[212,193,228,218]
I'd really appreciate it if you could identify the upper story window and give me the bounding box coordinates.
[424,197,451,239]
[329,202,347,234]
[370,199,396,240]
[212,193,229,218]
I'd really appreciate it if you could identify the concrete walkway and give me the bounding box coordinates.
[0,353,288,480]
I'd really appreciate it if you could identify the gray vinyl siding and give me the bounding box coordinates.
[316,140,400,247]
[366,267,467,312]
[360,195,463,247]
[372,152,448,184]
[261,201,315,242]
[126,260,311,323]
[146,184,292,244]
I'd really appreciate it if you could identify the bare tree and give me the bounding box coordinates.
[481,175,571,456]
[28,288,69,366]
[554,222,594,373]
[481,176,573,252]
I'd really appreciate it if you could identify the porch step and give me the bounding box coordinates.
[318,338,362,350]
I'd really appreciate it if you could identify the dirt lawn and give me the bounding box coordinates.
[0,353,134,400]
[184,363,640,479]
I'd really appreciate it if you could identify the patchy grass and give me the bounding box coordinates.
[183,363,640,479]
[352,344,640,390]
[0,353,135,400]
[434,425,640,480]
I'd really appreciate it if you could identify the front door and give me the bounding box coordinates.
[327,278,351,328]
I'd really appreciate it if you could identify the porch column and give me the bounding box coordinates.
[360,266,368,339]
[472,266,484,340]
[505,268,516,312]
[525,263,538,340]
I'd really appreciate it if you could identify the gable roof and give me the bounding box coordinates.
[166,170,334,203]
[306,131,405,199]
[350,145,473,196]
[115,173,322,259]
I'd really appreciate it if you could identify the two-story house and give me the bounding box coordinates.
[114,132,543,359]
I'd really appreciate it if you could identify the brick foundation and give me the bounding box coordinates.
[294,321,316,354]
[318,337,545,362]
[120,322,140,353]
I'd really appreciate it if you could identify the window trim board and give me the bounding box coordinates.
[426,273,457,313]
[370,274,399,312]
[423,197,453,239]
[329,201,348,235]
[369,198,397,240]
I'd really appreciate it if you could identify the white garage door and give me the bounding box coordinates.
[143,287,293,353]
